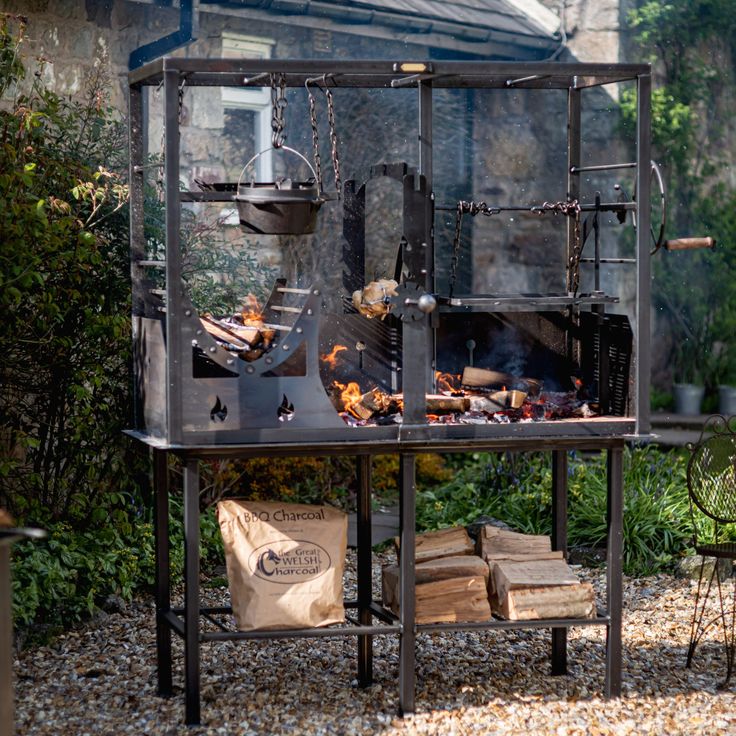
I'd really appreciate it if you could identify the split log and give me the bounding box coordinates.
[496,582,596,620]
[461,366,542,396]
[490,558,580,603]
[476,526,553,561]
[395,525,475,563]
[200,315,250,350]
[382,555,492,624]
[468,390,526,413]
[344,391,469,420]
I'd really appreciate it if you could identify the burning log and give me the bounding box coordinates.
[461,366,542,396]
[468,391,526,412]
[381,555,492,624]
[199,296,279,362]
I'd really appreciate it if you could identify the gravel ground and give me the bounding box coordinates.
[13,553,736,736]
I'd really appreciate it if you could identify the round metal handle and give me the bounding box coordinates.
[403,293,437,313]
[237,145,318,188]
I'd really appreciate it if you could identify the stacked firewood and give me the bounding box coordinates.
[382,527,492,624]
[381,525,595,624]
[478,527,596,620]
[200,312,276,362]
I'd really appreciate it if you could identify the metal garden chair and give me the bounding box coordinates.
[686,415,736,687]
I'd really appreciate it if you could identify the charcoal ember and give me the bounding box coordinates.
[376,413,402,425]
[456,412,492,424]
[491,413,511,423]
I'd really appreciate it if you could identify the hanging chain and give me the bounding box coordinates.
[447,198,581,298]
[306,82,323,191]
[448,201,499,298]
[270,73,287,149]
[306,76,342,198]
[324,85,341,198]
[156,78,186,202]
[531,200,583,294]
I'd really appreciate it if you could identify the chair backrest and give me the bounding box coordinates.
[687,415,736,525]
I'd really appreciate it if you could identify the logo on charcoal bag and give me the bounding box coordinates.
[249,540,331,584]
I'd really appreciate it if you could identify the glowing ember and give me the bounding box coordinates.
[321,344,348,368]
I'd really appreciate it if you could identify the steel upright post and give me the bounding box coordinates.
[606,446,624,697]
[183,458,201,724]
[398,453,416,715]
[357,455,374,686]
[153,449,172,697]
[551,450,568,675]
[635,73,652,436]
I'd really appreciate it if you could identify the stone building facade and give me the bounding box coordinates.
[1,0,642,326]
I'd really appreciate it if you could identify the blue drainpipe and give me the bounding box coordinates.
[129,0,199,69]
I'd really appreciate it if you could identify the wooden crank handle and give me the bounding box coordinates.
[664,236,716,251]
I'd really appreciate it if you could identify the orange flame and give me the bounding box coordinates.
[321,344,348,368]
[333,380,364,418]
[241,294,263,324]
[435,371,462,393]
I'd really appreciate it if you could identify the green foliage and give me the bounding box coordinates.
[417,447,698,576]
[0,15,139,525]
[623,1,736,390]
[10,494,223,628]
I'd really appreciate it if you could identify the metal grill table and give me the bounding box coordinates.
[127,57,651,725]
[130,435,625,726]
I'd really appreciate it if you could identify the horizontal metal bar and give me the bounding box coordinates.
[418,614,610,634]
[150,289,167,296]
[261,322,294,332]
[570,163,636,174]
[130,58,651,89]
[201,624,400,642]
[180,191,236,203]
[580,258,636,264]
[370,602,399,624]
[202,611,230,632]
[136,260,166,268]
[277,287,312,295]
[271,305,302,313]
[506,74,548,86]
[436,201,635,214]
[441,292,618,310]
[161,609,185,638]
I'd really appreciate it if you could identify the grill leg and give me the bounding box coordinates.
[398,453,416,716]
[551,450,568,676]
[153,449,172,697]
[183,459,201,725]
[605,446,623,698]
[357,455,373,687]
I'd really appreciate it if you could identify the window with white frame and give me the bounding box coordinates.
[221,35,275,222]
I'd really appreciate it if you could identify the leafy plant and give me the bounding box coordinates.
[621,1,736,392]
[0,14,140,526]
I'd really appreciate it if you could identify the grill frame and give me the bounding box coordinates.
[128,58,651,725]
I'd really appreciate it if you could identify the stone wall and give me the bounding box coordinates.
[1,0,642,321]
